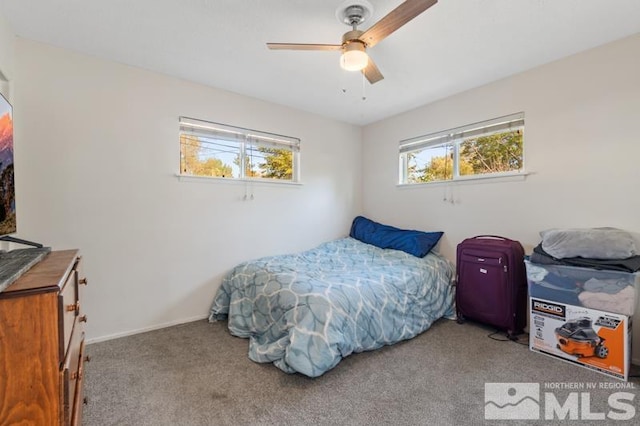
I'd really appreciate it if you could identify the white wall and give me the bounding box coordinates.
[0,10,13,99]
[362,33,640,362]
[13,39,362,341]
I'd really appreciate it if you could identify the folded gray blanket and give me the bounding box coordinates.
[540,228,637,260]
[531,244,640,273]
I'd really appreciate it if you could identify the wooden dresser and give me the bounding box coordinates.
[0,250,88,425]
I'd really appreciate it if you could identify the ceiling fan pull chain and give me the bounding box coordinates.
[341,67,348,94]
[361,72,367,101]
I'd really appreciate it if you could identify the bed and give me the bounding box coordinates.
[209,232,455,377]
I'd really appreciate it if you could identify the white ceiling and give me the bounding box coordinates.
[1,0,639,125]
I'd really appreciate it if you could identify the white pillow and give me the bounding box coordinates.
[540,227,637,260]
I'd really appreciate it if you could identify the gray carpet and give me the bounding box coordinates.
[83,319,639,425]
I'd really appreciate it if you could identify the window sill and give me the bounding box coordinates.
[397,171,530,188]
[175,173,303,186]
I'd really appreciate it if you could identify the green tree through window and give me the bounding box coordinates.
[258,148,293,180]
[460,130,523,176]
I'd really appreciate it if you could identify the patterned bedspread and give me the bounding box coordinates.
[209,237,455,377]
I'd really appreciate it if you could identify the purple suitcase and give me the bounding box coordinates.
[455,235,527,338]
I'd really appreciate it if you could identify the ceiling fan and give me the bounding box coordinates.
[266,0,438,84]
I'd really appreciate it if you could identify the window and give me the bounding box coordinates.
[398,113,524,184]
[179,117,300,182]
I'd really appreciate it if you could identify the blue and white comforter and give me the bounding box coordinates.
[209,237,454,377]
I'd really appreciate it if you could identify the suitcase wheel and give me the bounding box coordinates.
[456,314,465,324]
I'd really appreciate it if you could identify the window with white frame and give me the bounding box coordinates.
[179,117,300,182]
[398,113,524,184]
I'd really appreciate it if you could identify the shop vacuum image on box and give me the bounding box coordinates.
[554,316,609,359]
[455,235,527,338]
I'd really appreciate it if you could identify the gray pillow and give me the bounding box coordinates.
[540,227,637,260]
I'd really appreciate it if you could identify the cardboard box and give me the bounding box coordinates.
[530,298,632,381]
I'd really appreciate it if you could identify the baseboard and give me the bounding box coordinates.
[86,314,210,344]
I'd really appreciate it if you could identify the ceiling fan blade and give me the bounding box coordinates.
[267,43,342,51]
[359,0,437,48]
[362,58,384,84]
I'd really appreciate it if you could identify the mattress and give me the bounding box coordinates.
[209,237,454,377]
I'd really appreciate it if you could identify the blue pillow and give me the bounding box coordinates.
[349,216,443,258]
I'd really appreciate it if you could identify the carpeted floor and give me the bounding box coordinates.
[83,319,639,425]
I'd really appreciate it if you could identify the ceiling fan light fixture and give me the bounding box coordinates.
[340,42,368,71]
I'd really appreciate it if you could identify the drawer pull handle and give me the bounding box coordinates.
[66,302,80,313]
[79,277,88,286]
[84,355,92,363]
[80,315,88,323]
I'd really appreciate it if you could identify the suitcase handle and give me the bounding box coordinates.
[472,235,510,240]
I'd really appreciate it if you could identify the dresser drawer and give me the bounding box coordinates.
[59,261,79,360]
[70,339,86,426]
[62,323,84,425]
[76,256,88,328]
